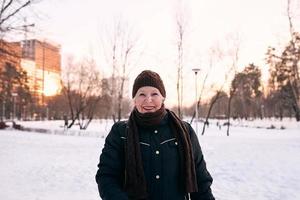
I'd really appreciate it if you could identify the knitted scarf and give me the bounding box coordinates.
[124,105,198,199]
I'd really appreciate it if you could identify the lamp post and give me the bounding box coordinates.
[192,68,200,136]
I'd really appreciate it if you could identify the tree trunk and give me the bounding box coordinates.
[226,93,234,136]
[202,91,222,135]
[292,104,300,121]
[177,67,181,118]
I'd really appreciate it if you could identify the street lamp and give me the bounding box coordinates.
[192,68,200,136]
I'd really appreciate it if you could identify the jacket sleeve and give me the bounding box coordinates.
[95,122,128,200]
[186,123,215,200]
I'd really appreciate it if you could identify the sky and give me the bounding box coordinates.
[26,0,300,106]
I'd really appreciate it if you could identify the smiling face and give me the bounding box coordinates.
[134,86,165,113]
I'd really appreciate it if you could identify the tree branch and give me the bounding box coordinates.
[0,0,31,27]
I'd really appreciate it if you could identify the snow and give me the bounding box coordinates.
[0,130,104,200]
[201,128,300,200]
[0,119,300,200]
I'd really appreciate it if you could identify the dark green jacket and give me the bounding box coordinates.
[96,115,214,200]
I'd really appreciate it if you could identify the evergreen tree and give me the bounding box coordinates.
[266,32,300,121]
[231,64,262,119]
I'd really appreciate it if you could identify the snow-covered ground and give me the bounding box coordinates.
[0,119,300,200]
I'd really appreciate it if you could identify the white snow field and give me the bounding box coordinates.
[0,119,300,200]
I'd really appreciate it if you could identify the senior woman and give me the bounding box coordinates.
[96,70,215,200]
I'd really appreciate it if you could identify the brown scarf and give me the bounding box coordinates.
[124,105,198,199]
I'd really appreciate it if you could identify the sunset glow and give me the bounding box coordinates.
[43,74,61,97]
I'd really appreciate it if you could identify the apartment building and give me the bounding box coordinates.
[0,39,62,104]
[21,39,62,103]
[0,40,21,69]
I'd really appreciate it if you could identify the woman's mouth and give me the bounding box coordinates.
[142,106,155,111]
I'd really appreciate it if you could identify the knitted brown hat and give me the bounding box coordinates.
[132,70,166,98]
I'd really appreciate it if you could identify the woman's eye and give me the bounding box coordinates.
[139,93,146,96]
[152,93,158,96]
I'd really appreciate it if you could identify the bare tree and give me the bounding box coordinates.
[174,4,188,119]
[100,18,139,122]
[188,43,226,135]
[225,33,241,136]
[0,0,32,35]
[287,0,296,37]
[201,67,232,135]
[0,0,35,61]
[62,58,102,129]
[190,43,224,124]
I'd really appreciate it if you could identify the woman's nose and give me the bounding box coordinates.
[145,95,152,102]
